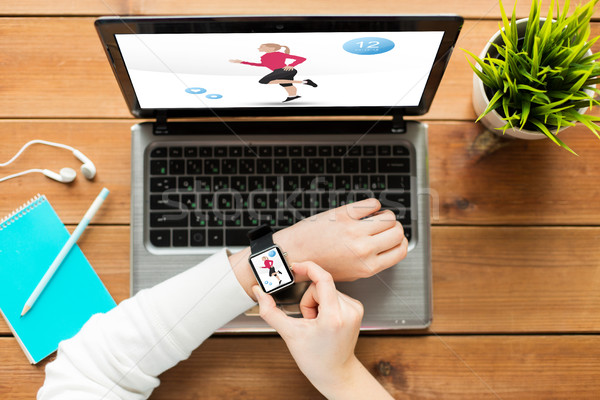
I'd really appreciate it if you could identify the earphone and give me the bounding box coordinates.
[0,140,96,183]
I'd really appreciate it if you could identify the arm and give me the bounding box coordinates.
[254,261,393,400]
[239,61,265,67]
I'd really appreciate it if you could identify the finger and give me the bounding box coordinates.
[342,198,381,220]
[374,237,408,271]
[360,209,398,235]
[299,283,319,319]
[252,286,294,335]
[370,221,405,253]
[293,261,340,316]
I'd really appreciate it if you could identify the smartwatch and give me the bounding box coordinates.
[247,224,295,294]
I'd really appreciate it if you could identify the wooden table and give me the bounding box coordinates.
[1,1,600,398]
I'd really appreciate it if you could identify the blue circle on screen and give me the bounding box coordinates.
[343,37,395,55]
[268,250,276,257]
[206,94,223,99]
[185,87,207,94]
[264,280,269,285]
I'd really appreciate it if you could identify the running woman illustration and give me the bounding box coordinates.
[229,43,317,103]
[261,255,283,285]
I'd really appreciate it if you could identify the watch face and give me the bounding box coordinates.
[249,246,294,294]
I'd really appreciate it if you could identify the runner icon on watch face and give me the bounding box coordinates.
[229,43,318,103]
[261,255,283,285]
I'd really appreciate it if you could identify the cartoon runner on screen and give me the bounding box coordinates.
[261,255,283,285]
[229,43,317,103]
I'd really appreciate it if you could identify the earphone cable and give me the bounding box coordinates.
[0,169,45,183]
[0,140,74,167]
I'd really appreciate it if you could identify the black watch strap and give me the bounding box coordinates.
[247,224,274,254]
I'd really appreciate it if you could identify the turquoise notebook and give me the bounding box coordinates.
[0,195,116,364]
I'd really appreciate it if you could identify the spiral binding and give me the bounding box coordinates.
[0,194,44,230]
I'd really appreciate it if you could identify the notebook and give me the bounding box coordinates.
[95,16,463,331]
[0,195,116,364]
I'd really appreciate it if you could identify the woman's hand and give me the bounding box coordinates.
[282,65,295,71]
[253,261,393,399]
[275,198,407,281]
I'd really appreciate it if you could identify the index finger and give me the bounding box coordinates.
[341,198,381,220]
[292,261,340,315]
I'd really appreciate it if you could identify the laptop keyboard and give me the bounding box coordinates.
[148,143,412,248]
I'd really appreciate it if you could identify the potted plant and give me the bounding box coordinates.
[464,0,600,154]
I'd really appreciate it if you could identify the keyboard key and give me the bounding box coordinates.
[190,211,208,227]
[388,175,410,190]
[178,177,194,192]
[378,145,391,156]
[169,159,185,174]
[172,230,188,247]
[231,176,247,191]
[150,212,188,228]
[150,147,167,158]
[184,147,198,157]
[393,145,410,156]
[291,159,307,174]
[289,146,302,157]
[169,147,183,157]
[348,146,361,156]
[300,176,317,190]
[260,211,277,226]
[333,145,346,156]
[265,176,283,191]
[200,194,215,210]
[360,158,376,173]
[308,158,325,174]
[269,193,286,209]
[204,159,220,174]
[221,159,237,174]
[370,176,387,191]
[226,229,252,246]
[363,146,376,156]
[379,158,410,173]
[381,191,411,207]
[304,146,317,157]
[199,147,212,157]
[248,176,264,191]
[258,146,273,157]
[229,146,243,157]
[239,159,256,174]
[181,194,196,210]
[274,146,287,157]
[343,158,359,173]
[244,146,258,157]
[150,160,167,175]
[251,193,269,209]
[404,227,412,241]
[216,193,234,210]
[283,176,298,191]
[335,175,352,191]
[274,159,290,174]
[318,146,332,156]
[225,212,243,227]
[190,229,206,246]
[243,212,260,227]
[207,229,224,246]
[257,159,272,174]
[213,176,229,191]
[352,175,369,190]
[150,177,176,192]
[195,177,211,192]
[326,158,342,173]
[150,230,170,247]
[208,213,225,227]
[186,159,202,174]
[150,194,179,210]
[215,146,227,157]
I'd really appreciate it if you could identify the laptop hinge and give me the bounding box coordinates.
[154,111,168,135]
[391,113,406,134]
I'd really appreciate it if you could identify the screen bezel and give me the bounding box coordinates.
[249,245,295,294]
[95,15,463,119]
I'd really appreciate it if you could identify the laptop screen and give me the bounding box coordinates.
[96,16,463,118]
[115,31,444,109]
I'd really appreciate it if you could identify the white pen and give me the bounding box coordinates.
[20,188,110,317]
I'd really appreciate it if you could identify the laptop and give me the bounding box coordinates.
[95,15,463,331]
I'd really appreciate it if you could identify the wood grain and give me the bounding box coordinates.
[1,0,598,20]
[0,18,598,119]
[2,335,599,399]
[2,120,600,226]
[2,225,598,335]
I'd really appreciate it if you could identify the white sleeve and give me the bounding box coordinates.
[37,249,256,400]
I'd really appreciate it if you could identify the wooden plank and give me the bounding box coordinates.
[1,335,599,399]
[2,226,599,334]
[0,18,598,119]
[0,226,129,334]
[1,0,598,19]
[2,120,600,226]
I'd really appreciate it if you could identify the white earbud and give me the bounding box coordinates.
[0,140,97,183]
[72,149,97,180]
[42,168,77,183]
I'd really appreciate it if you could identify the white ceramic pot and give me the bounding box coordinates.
[472,18,593,140]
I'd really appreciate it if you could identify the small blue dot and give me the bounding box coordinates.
[206,94,223,99]
[185,87,207,94]
[268,250,276,257]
